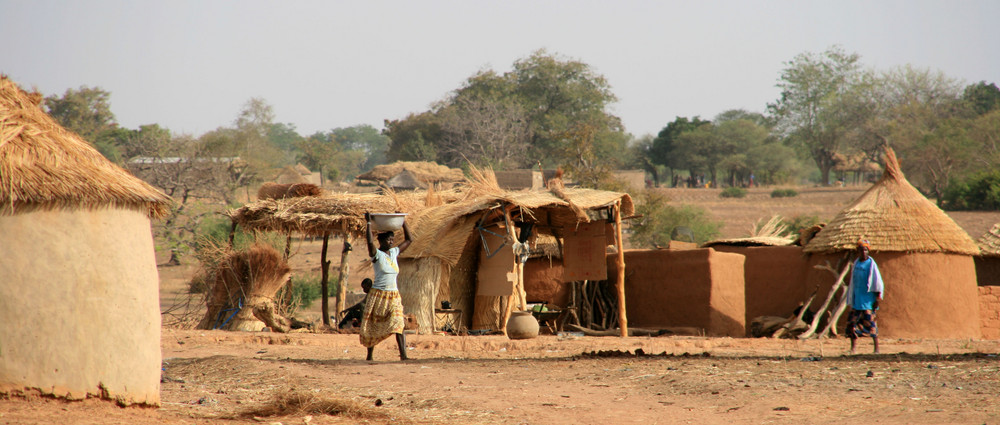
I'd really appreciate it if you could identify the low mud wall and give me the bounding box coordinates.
[612,248,745,337]
[980,286,1000,340]
[712,245,809,332]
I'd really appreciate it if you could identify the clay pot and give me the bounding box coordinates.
[506,311,539,340]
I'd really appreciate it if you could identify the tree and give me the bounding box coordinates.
[331,124,391,173]
[650,116,710,186]
[436,94,531,170]
[233,98,284,184]
[877,66,971,198]
[383,112,441,162]
[768,46,867,185]
[508,50,623,170]
[44,86,119,158]
[44,86,116,142]
[962,81,1000,116]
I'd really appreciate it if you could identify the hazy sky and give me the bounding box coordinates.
[3,1,998,138]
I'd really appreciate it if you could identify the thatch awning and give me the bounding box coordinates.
[225,191,439,238]
[979,224,1000,258]
[702,236,796,248]
[0,76,171,218]
[356,161,465,185]
[227,177,633,267]
[803,147,980,255]
[403,187,634,266]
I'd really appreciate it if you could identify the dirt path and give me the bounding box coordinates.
[4,331,999,425]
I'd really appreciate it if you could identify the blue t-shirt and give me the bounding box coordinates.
[851,258,878,310]
[371,247,400,291]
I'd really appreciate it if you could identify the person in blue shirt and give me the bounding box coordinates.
[845,239,884,354]
[359,213,412,361]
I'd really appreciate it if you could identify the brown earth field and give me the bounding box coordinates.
[4,185,1000,425]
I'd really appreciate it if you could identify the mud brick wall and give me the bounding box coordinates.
[980,286,1000,340]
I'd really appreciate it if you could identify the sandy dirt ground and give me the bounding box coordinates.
[4,185,1000,425]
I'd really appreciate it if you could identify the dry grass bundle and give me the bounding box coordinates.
[356,161,465,185]
[257,182,322,200]
[749,215,789,238]
[545,174,588,221]
[804,147,980,255]
[240,388,393,422]
[705,215,797,247]
[0,76,171,218]
[980,223,1000,257]
[197,243,291,331]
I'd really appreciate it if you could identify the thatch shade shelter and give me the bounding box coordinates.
[803,147,981,338]
[356,161,465,187]
[0,76,170,406]
[228,174,636,337]
[400,182,635,336]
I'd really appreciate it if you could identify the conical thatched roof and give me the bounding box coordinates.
[0,77,170,218]
[386,169,426,190]
[978,224,1000,257]
[356,161,465,185]
[803,147,979,255]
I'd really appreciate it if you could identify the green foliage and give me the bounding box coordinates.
[768,46,869,185]
[962,81,1000,116]
[940,170,1000,211]
[719,187,746,198]
[43,86,117,143]
[289,275,341,310]
[195,213,284,253]
[770,188,798,198]
[628,190,723,248]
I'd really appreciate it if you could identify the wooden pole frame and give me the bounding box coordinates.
[320,232,331,327]
[613,202,628,337]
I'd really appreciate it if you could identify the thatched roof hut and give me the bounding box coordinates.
[979,224,1000,257]
[355,161,465,187]
[804,148,979,255]
[975,224,1000,287]
[0,76,170,406]
[803,147,981,339]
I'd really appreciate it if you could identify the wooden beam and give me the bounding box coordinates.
[320,232,331,327]
[613,202,628,337]
[335,220,351,324]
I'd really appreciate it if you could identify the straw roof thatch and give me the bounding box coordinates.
[978,224,1000,257]
[227,174,633,267]
[702,236,795,248]
[226,191,427,238]
[0,76,171,218]
[356,161,465,185]
[403,186,634,266]
[803,147,980,255]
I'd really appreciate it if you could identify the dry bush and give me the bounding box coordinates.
[240,389,395,422]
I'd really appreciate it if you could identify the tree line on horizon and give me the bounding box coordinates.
[41,47,1000,211]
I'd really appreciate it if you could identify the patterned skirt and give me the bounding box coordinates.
[846,309,878,338]
[359,288,405,348]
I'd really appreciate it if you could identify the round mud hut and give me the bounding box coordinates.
[803,147,981,339]
[0,77,171,405]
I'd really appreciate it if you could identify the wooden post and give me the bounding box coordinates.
[335,232,352,324]
[228,221,238,248]
[284,234,292,259]
[613,202,628,337]
[320,232,331,327]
